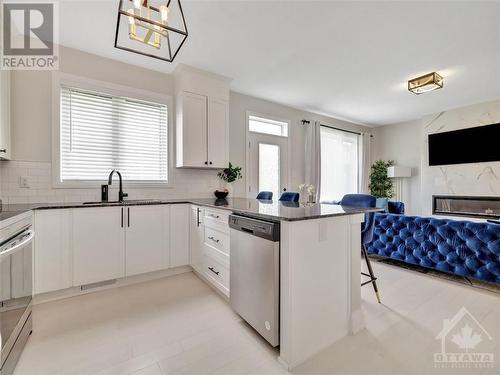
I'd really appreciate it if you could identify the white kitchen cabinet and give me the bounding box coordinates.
[189,205,204,273]
[0,69,11,160]
[176,92,208,168]
[34,209,72,294]
[125,205,170,277]
[174,65,230,169]
[170,204,190,267]
[207,97,229,168]
[73,207,125,286]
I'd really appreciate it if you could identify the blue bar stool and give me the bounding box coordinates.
[339,194,380,303]
[256,191,273,200]
[279,192,299,202]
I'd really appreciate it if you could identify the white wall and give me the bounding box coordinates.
[0,46,371,204]
[372,119,422,215]
[373,98,500,216]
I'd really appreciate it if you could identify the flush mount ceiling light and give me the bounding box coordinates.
[114,0,188,62]
[408,72,443,95]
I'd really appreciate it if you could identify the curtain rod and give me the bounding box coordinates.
[319,123,374,138]
[300,119,374,138]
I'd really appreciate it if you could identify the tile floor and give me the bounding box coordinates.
[15,263,500,375]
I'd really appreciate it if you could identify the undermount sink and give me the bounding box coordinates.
[82,199,162,205]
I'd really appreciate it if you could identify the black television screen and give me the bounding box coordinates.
[428,123,500,166]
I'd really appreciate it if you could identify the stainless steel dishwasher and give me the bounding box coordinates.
[229,215,280,347]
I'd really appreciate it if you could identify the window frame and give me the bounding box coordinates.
[247,112,290,138]
[52,72,173,188]
[319,124,360,202]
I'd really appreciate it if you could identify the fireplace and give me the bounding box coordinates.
[433,195,500,219]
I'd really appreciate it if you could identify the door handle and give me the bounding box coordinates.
[208,267,220,275]
[127,207,130,227]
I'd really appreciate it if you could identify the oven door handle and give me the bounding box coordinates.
[0,230,34,257]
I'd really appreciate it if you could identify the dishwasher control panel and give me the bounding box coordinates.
[229,215,280,241]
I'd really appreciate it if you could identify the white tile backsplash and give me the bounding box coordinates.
[0,160,222,204]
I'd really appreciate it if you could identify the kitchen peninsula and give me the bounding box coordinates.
[1,198,378,370]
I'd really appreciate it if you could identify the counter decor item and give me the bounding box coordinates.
[216,162,242,197]
[214,190,229,199]
[298,184,316,203]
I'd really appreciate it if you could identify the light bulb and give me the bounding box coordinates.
[159,5,169,24]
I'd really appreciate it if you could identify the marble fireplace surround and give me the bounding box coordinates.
[420,98,500,216]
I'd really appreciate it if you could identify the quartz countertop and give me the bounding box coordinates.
[0,198,381,224]
[189,198,381,222]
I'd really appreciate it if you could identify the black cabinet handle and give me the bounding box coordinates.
[208,267,219,275]
[127,207,130,227]
[0,149,6,153]
[208,236,219,243]
[204,161,208,165]
[121,208,123,228]
[197,208,201,226]
[209,161,213,165]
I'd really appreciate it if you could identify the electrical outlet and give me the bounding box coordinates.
[19,176,30,188]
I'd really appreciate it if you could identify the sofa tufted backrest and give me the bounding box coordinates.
[367,213,500,284]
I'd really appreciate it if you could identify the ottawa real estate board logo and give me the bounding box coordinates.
[2,1,59,70]
[434,307,494,369]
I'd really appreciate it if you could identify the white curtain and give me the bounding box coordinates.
[358,132,372,194]
[305,121,321,202]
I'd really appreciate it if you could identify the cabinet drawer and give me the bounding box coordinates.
[204,227,229,256]
[203,254,229,296]
[204,209,229,233]
[203,241,229,268]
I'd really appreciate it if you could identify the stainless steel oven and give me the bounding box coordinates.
[0,215,34,375]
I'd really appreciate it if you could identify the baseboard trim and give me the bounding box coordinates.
[33,266,193,305]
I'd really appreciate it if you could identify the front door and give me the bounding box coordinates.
[248,132,288,200]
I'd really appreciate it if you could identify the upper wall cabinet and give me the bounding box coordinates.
[175,65,230,169]
[0,70,11,160]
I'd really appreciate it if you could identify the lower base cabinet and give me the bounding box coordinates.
[170,204,190,267]
[73,207,125,286]
[125,205,170,277]
[34,209,72,294]
[34,203,191,295]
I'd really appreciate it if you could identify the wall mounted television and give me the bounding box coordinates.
[428,123,500,166]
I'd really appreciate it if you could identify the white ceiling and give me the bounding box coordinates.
[59,0,500,126]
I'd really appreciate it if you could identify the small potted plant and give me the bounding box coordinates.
[216,162,242,199]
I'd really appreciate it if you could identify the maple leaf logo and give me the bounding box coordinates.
[451,324,483,353]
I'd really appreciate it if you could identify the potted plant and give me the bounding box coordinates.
[368,160,394,212]
[216,162,242,199]
[369,160,395,198]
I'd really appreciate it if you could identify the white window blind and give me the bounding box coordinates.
[60,87,168,182]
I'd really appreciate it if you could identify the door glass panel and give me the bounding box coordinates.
[259,143,280,200]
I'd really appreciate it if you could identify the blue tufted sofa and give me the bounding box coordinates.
[367,213,500,284]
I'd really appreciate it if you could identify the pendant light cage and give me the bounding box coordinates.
[114,0,188,62]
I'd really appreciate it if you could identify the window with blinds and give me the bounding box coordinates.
[60,87,168,183]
